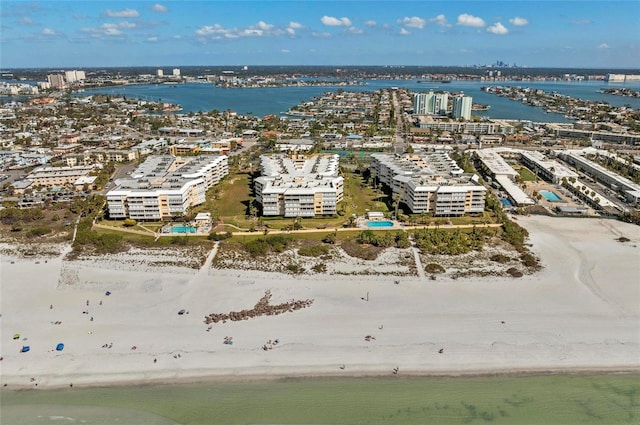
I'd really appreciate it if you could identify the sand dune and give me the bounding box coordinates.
[0,215,638,389]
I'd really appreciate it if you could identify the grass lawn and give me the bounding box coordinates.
[515,166,538,182]
[342,171,390,216]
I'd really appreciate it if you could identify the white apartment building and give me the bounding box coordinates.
[173,68,181,77]
[254,154,344,217]
[370,152,486,215]
[452,95,472,120]
[106,155,228,220]
[414,91,449,115]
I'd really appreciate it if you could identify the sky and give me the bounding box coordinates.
[1,1,639,68]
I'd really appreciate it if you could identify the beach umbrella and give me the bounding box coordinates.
[21,345,30,353]
[13,333,20,340]
[56,343,64,351]
[105,291,111,296]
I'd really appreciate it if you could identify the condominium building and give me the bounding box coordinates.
[172,68,181,77]
[157,69,164,77]
[64,70,86,83]
[370,152,486,215]
[414,91,449,115]
[452,95,472,120]
[254,154,344,217]
[106,155,228,220]
[47,74,66,89]
[25,165,95,188]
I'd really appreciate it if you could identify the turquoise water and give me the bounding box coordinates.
[367,220,394,227]
[171,226,196,233]
[76,80,640,122]
[540,190,562,201]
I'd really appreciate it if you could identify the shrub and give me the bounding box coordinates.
[340,239,382,261]
[490,254,511,264]
[311,263,327,273]
[28,227,52,237]
[286,263,304,274]
[298,244,330,257]
[323,232,337,244]
[123,218,137,227]
[424,263,445,274]
[520,253,538,268]
[506,267,523,278]
[208,231,232,241]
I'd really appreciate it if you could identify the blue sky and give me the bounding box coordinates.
[1,1,639,68]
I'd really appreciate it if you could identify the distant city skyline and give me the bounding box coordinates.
[1,1,638,68]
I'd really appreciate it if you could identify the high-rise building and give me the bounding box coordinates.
[413,91,448,115]
[63,70,86,83]
[47,74,66,89]
[157,69,164,77]
[172,68,180,77]
[453,95,473,120]
[65,71,77,83]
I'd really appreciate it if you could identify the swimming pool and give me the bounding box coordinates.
[367,220,394,227]
[171,226,197,233]
[539,190,562,202]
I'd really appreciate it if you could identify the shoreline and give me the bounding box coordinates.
[1,215,639,391]
[3,365,639,392]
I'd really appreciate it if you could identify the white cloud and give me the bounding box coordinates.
[399,28,410,35]
[288,21,303,29]
[348,26,363,34]
[286,28,295,35]
[21,17,37,26]
[151,4,167,13]
[509,17,528,26]
[457,13,485,27]
[118,21,137,29]
[598,43,610,49]
[147,36,158,42]
[105,8,139,18]
[487,22,509,35]
[321,16,352,27]
[430,14,450,27]
[195,22,285,40]
[281,49,290,53]
[256,21,273,31]
[365,20,376,27]
[101,23,123,36]
[41,28,57,36]
[311,31,332,38]
[398,16,426,29]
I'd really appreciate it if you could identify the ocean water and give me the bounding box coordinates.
[2,374,639,424]
[78,80,640,122]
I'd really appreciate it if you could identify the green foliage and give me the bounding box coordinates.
[28,226,52,237]
[356,230,407,248]
[490,254,511,264]
[520,253,539,268]
[123,218,137,227]
[413,228,486,255]
[0,207,44,225]
[322,232,337,244]
[242,235,293,256]
[501,218,528,250]
[207,231,233,241]
[286,263,304,274]
[298,244,330,257]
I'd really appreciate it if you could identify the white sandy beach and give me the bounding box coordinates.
[0,215,639,389]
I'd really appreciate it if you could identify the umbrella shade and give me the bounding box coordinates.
[13,333,20,340]
[21,346,30,353]
[56,343,64,351]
